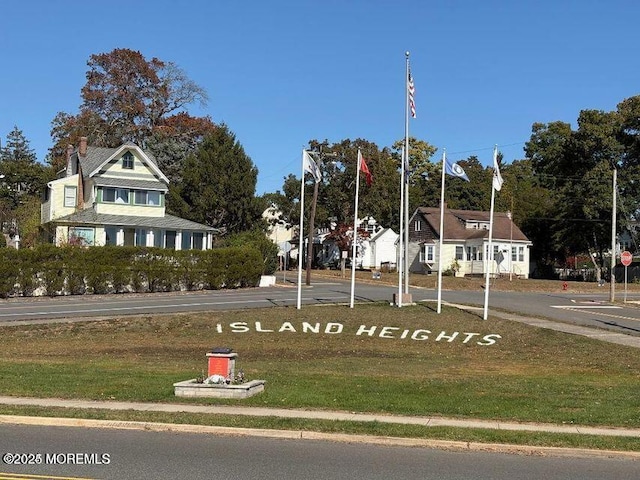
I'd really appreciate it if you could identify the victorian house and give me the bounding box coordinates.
[41,138,217,249]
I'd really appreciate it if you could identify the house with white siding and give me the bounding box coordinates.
[408,205,532,278]
[41,138,218,249]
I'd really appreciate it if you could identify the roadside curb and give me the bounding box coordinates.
[2,414,639,460]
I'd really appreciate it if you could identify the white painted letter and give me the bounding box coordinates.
[378,326,400,339]
[356,325,377,336]
[478,334,502,346]
[255,322,274,333]
[411,329,430,340]
[229,322,249,333]
[435,331,459,342]
[302,322,320,334]
[325,323,344,334]
[461,332,480,343]
[279,322,297,333]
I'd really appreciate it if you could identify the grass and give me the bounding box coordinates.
[0,304,638,428]
[1,405,639,453]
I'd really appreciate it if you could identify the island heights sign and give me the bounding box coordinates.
[214,321,502,346]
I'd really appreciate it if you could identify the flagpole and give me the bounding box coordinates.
[350,150,362,308]
[483,145,499,320]
[437,149,447,314]
[398,145,405,307]
[296,150,307,310]
[404,52,411,296]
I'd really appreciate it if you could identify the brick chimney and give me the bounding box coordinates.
[79,136,88,157]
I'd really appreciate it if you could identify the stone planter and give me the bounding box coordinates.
[173,379,265,399]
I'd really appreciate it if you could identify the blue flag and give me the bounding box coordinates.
[445,158,470,182]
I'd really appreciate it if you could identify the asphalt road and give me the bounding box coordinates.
[1,277,639,336]
[1,424,638,480]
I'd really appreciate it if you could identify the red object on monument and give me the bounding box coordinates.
[621,251,633,267]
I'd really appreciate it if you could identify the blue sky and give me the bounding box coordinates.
[1,1,638,194]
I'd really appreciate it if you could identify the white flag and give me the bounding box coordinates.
[303,150,321,183]
[492,147,503,191]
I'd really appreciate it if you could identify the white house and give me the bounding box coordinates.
[408,205,532,278]
[41,138,218,249]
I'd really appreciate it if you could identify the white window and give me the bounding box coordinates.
[134,190,147,205]
[148,191,160,206]
[122,151,134,169]
[103,188,129,204]
[455,246,464,261]
[518,246,525,262]
[105,226,118,246]
[64,186,76,207]
[68,227,94,246]
[193,232,204,250]
[426,245,434,262]
[181,231,192,250]
[135,229,147,246]
[414,220,421,231]
[116,188,129,204]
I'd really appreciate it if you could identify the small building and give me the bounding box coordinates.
[41,138,218,249]
[408,205,532,278]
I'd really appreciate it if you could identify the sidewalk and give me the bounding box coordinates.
[1,395,639,439]
[442,302,640,349]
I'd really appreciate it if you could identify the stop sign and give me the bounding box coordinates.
[621,250,633,267]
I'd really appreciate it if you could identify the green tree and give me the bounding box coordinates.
[523,97,640,275]
[0,126,51,238]
[171,125,260,233]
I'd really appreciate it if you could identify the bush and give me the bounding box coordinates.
[1,244,264,297]
[222,230,278,275]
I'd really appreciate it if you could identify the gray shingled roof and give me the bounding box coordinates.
[50,207,219,232]
[94,177,168,192]
[77,144,162,179]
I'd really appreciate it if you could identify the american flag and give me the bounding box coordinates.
[408,71,416,118]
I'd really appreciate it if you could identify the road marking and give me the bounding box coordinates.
[0,295,351,319]
[552,305,640,323]
[551,305,622,309]
[0,474,95,480]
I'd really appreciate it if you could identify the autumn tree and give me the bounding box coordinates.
[48,48,211,173]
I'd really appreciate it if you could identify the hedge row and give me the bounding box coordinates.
[0,244,264,298]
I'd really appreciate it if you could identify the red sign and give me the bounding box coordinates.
[621,250,633,267]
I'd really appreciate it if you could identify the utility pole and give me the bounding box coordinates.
[304,150,337,286]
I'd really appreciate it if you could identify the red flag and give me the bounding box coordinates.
[359,151,373,186]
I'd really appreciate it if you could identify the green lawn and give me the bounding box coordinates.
[1,304,638,430]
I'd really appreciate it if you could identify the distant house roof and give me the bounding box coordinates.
[414,206,530,243]
[52,207,219,232]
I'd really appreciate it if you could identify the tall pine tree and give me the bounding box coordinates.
[169,124,260,234]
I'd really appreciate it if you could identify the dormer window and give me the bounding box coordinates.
[122,152,134,169]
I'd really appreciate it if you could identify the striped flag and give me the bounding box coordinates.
[408,71,416,118]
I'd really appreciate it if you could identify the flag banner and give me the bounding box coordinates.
[359,151,373,186]
[492,147,503,191]
[445,158,470,182]
[303,150,321,183]
[408,71,416,118]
